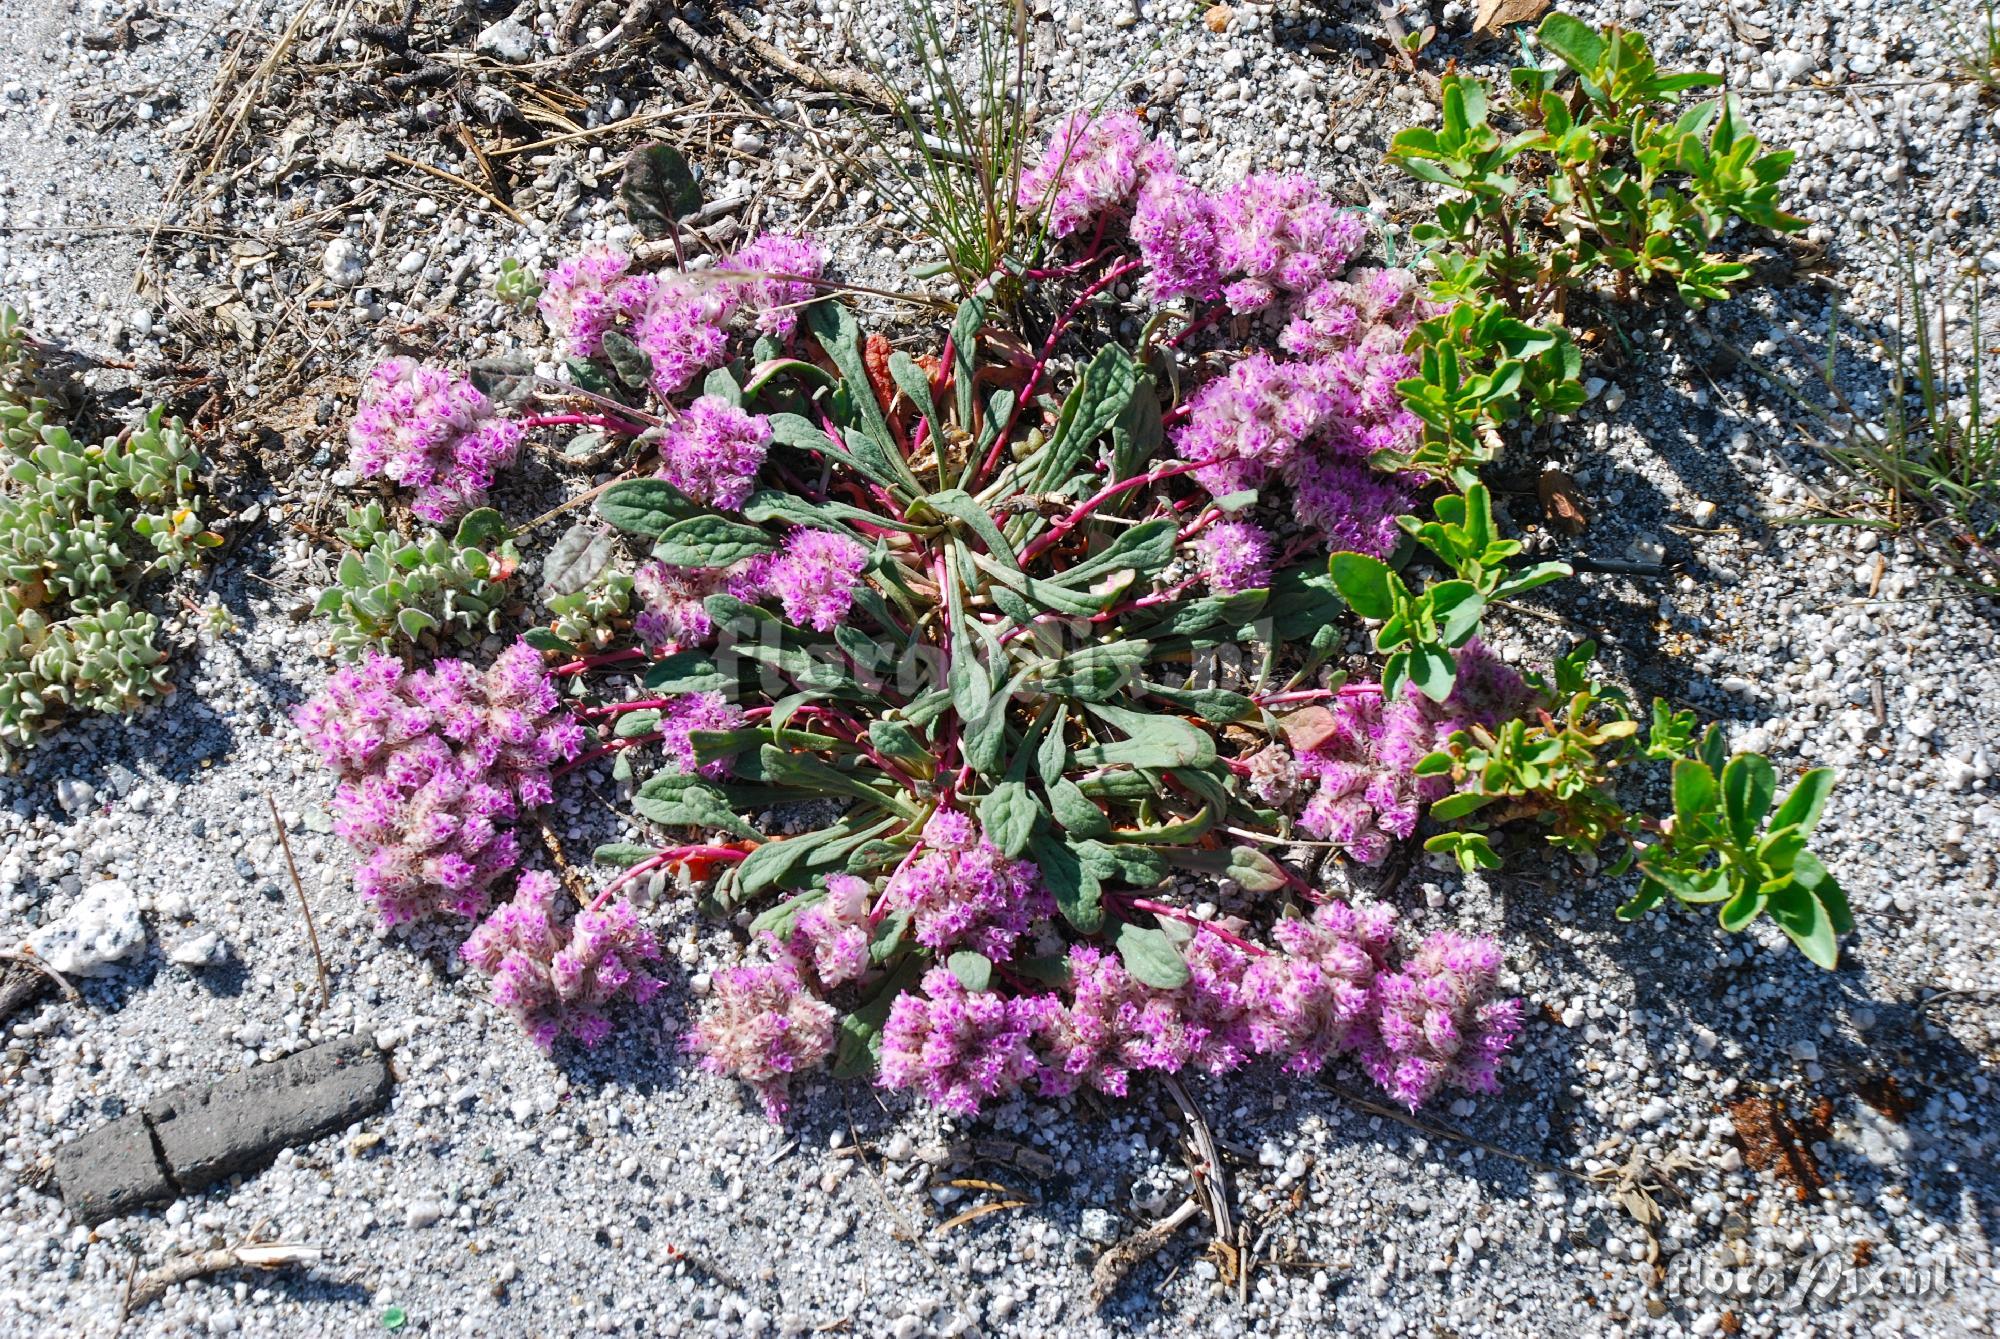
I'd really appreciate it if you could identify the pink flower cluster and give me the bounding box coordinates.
[692,878,1523,1121]
[632,561,723,652]
[869,899,1517,1116]
[658,395,772,510]
[1361,931,1523,1108]
[1171,344,1421,558]
[618,273,734,399]
[691,953,838,1120]
[1258,643,1538,863]
[295,642,585,924]
[878,969,1053,1116]
[461,871,665,1049]
[1212,173,1367,314]
[1178,353,1342,497]
[1017,111,1170,239]
[537,231,827,397]
[792,873,872,988]
[731,527,869,632]
[881,810,1051,960]
[1193,519,1273,594]
[656,690,746,780]
[1021,112,1366,317]
[1022,111,1433,556]
[719,233,829,338]
[1130,171,1222,304]
[538,249,632,358]
[347,358,524,524]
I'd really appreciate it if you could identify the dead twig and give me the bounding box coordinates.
[0,948,82,1005]
[1158,1074,1236,1269]
[382,152,528,227]
[0,961,54,1029]
[709,9,892,109]
[935,1199,1029,1232]
[1089,1196,1202,1304]
[489,110,686,159]
[265,794,330,1010]
[122,1243,324,1315]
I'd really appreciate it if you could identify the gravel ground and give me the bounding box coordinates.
[3,0,1998,1335]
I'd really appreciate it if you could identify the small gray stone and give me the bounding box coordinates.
[21,881,147,977]
[475,17,535,62]
[321,238,365,288]
[147,1036,392,1190]
[167,930,227,969]
[56,1114,174,1226]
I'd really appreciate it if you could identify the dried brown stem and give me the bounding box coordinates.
[709,10,893,110]
[123,1243,323,1315]
[1088,1195,1201,1304]
[265,794,330,1009]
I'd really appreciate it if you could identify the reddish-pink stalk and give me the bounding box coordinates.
[869,840,929,928]
[1022,234,1114,281]
[580,698,673,719]
[975,258,1146,486]
[1118,897,1271,957]
[1163,304,1226,351]
[1178,507,1223,544]
[589,844,748,911]
[550,647,650,677]
[515,411,647,437]
[1019,459,1209,563]
[1089,574,1202,626]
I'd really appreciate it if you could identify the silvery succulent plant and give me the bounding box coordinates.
[1,308,213,763]
[313,502,520,657]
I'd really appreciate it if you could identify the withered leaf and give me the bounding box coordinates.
[1538,468,1590,536]
[1474,0,1552,36]
[620,142,703,240]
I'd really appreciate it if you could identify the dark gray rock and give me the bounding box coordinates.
[56,1037,393,1224]
[56,1114,174,1226]
[147,1037,392,1189]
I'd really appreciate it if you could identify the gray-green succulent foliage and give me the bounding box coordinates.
[314,502,521,657]
[1,306,217,762]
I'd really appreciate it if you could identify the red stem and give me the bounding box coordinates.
[1118,897,1271,957]
[515,411,647,437]
[975,258,1146,486]
[1019,459,1208,564]
[590,845,748,911]
[550,648,650,677]
[580,698,673,718]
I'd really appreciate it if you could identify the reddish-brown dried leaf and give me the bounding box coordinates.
[1855,1073,1913,1124]
[1726,1096,1826,1200]
[1474,0,1551,35]
[1539,468,1589,536]
[1278,706,1341,754]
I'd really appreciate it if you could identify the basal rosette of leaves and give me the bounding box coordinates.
[577,290,1525,1119]
[508,116,1547,1116]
